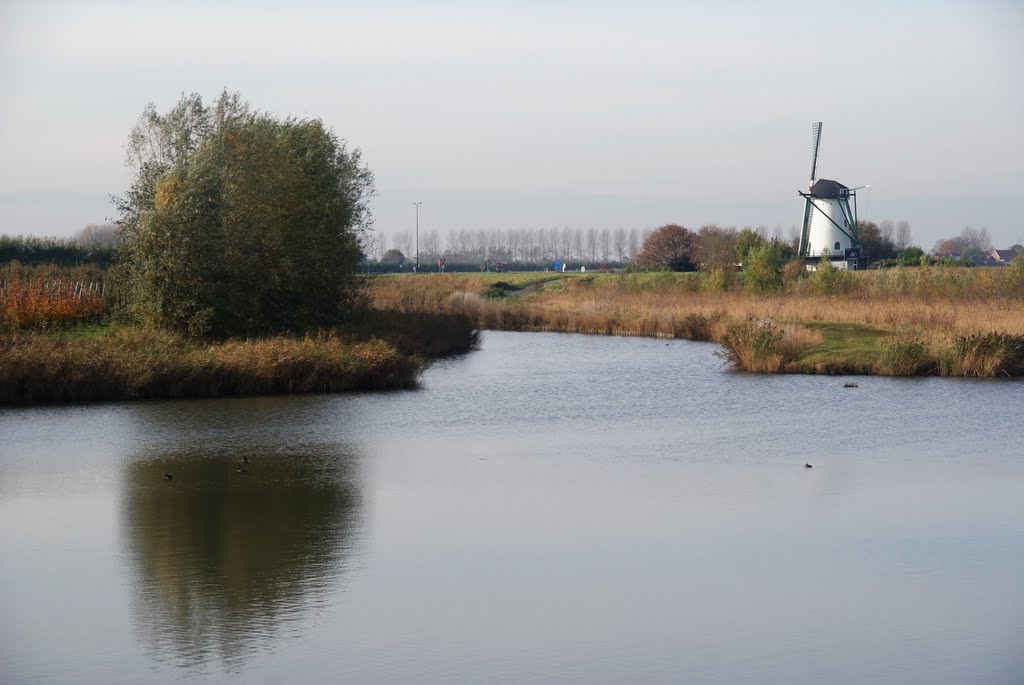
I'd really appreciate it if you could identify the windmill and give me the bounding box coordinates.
[798,122,866,268]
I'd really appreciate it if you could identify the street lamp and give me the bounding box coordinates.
[412,202,422,273]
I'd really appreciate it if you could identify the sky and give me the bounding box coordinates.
[1,0,1022,248]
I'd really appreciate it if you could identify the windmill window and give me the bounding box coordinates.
[834,242,841,251]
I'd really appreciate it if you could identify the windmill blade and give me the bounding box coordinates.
[810,122,823,182]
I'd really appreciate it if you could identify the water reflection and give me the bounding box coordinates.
[119,430,363,671]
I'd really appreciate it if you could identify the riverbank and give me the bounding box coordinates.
[0,310,478,404]
[368,270,1024,377]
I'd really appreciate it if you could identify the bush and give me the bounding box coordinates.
[700,266,732,293]
[743,243,784,294]
[940,333,1024,377]
[810,257,853,295]
[898,246,925,265]
[719,319,785,372]
[875,336,934,375]
[673,311,722,341]
[782,260,806,284]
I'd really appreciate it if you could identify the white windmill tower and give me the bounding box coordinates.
[797,122,866,269]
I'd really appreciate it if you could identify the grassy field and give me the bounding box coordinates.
[368,267,1024,377]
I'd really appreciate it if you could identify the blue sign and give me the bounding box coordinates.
[553,261,563,270]
[845,248,861,260]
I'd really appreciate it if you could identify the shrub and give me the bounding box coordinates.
[719,318,785,372]
[810,258,853,295]
[743,243,783,294]
[782,260,806,285]
[701,266,732,293]
[874,336,934,375]
[674,311,722,341]
[940,333,1024,377]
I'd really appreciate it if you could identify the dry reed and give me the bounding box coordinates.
[0,329,422,404]
[368,268,1024,376]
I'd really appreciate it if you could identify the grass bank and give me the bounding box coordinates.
[368,270,1024,377]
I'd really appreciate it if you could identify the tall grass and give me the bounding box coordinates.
[874,336,936,376]
[718,320,823,373]
[940,333,1024,377]
[370,270,1024,339]
[367,268,1024,376]
[0,329,422,404]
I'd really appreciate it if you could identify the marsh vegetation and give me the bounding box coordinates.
[369,265,1024,377]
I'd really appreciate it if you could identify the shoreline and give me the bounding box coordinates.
[370,271,1024,378]
[0,311,479,405]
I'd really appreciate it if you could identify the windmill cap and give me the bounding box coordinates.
[809,179,849,198]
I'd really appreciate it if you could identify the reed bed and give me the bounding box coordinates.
[0,329,422,404]
[368,267,1024,377]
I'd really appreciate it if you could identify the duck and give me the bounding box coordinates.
[804,463,813,469]
[163,472,174,480]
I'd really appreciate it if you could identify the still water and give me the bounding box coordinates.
[1,331,1023,684]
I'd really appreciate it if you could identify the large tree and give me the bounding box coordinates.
[695,224,738,271]
[116,92,374,337]
[637,224,697,271]
[857,220,898,260]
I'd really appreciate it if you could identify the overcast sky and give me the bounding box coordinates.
[1,0,1022,248]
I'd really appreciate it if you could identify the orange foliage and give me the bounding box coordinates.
[1,277,108,331]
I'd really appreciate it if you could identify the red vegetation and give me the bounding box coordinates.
[1,266,109,331]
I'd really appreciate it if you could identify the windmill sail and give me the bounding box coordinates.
[809,121,822,182]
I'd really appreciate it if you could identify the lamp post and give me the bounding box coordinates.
[412,201,422,273]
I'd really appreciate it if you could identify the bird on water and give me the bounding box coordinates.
[804,463,813,469]
[163,472,174,480]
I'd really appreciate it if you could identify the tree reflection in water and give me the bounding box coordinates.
[120,442,363,672]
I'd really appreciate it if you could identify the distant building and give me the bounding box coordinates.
[989,249,1017,263]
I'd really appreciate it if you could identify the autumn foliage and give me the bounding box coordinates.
[0,264,109,331]
[636,224,697,271]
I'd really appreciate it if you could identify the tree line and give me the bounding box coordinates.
[369,225,656,266]
[0,230,117,267]
[372,219,917,269]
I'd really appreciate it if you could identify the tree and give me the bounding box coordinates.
[612,227,627,263]
[895,220,913,250]
[695,224,738,271]
[116,91,374,337]
[392,231,413,258]
[735,227,764,264]
[857,220,897,260]
[74,223,119,246]
[898,246,925,265]
[931,226,993,263]
[382,249,405,264]
[626,227,640,262]
[636,224,696,271]
[421,230,441,258]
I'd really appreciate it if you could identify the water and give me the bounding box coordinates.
[1,331,1022,684]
